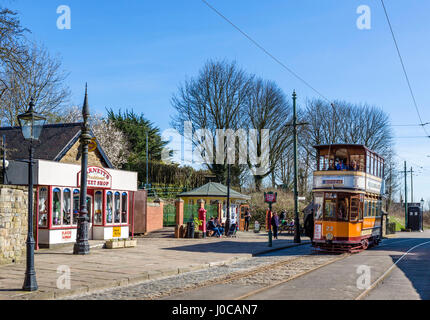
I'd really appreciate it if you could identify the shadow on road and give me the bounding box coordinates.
[162,240,310,256]
[369,236,430,299]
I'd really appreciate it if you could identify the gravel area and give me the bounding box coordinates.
[68,245,343,300]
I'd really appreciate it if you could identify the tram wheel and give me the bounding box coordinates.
[361,239,369,250]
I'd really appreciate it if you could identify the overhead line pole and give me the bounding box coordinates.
[410,167,414,204]
[403,161,408,229]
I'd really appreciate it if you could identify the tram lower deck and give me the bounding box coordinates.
[312,191,383,253]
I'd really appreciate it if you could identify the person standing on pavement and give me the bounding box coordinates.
[304,208,314,241]
[271,212,280,239]
[244,208,251,231]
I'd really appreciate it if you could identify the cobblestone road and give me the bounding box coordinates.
[69,245,343,300]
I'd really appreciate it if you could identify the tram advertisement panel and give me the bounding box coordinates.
[313,174,382,194]
[314,224,322,240]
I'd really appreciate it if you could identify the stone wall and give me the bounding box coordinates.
[59,140,107,168]
[0,185,28,265]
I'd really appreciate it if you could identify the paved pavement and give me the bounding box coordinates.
[0,230,308,300]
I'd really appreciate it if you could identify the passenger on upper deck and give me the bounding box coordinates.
[336,159,346,170]
[350,161,359,171]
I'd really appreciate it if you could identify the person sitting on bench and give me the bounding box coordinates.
[207,217,222,237]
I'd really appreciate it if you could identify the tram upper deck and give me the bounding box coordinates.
[313,144,385,196]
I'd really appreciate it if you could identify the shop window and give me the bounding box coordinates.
[73,189,80,225]
[114,192,121,223]
[52,188,62,226]
[106,191,113,224]
[63,189,72,225]
[94,191,103,225]
[121,192,128,224]
[38,187,48,227]
[86,196,92,223]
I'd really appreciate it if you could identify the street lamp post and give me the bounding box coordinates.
[73,85,91,255]
[18,98,46,291]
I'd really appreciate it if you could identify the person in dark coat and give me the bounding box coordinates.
[271,212,280,239]
[304,209,314,241]
[244,208,251,231]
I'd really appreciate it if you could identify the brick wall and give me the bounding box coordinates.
[146,200,163,233]
[0,185,29,265]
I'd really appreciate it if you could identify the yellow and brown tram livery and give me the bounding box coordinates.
[312,144,385,253]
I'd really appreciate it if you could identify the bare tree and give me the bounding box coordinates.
[244,78,292,191]
[58,105,130,169]
[0,42,70,125]
[0,7,26,103]
[171,59,253,182]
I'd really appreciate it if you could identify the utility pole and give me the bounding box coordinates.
[285,92,309,244]
[225,163,231,236]
[402,161,408,229]
[146,131,149,188]
[410,167,414,203]
[292,91,300,243]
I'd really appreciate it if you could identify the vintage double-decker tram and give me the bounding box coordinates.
[312,144,385,253]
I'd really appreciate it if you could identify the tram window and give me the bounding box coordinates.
[337,195,349,221]
[364,201,368,217]
[324,200,336,219]
[350,197,360,221]
[376,159,380,177]
[366,154,370,174]
[377,201,382,217]
[314,195,323,220]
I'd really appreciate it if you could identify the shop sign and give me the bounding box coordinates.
[113,227,121,238]
[78,166,112,189]
[62,230,72,240]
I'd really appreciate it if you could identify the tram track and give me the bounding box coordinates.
[157,250,351,300]
[231,237,429,300]
[233,253,350,300]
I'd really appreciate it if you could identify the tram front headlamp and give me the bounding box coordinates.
[326,233,334,241]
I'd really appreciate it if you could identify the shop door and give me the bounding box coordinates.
[87,195,93,240]
[239,205,249,231]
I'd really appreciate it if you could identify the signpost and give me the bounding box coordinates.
[264,192,277,247]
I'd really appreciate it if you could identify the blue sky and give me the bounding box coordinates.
[7,0,430,205]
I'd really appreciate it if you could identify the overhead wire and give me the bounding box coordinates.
[380,0,430,138]
[201,0,429,172]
